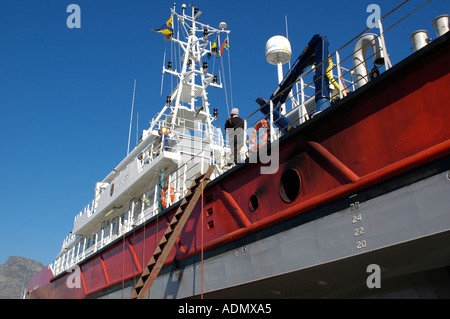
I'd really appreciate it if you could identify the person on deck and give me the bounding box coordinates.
[224,108,245,164]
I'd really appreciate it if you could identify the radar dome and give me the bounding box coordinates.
[265,35,292,65]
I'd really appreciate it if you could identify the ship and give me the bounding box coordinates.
[27,3,450,299]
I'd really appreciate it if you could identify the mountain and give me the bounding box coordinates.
[0,256,44,299]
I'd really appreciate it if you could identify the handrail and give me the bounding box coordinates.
[239,0,432,157]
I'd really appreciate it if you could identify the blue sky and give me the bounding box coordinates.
[0,0,447,265]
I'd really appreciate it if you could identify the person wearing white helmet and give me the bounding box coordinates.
[224,108,245,164]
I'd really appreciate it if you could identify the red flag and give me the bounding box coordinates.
[218,38,229,57]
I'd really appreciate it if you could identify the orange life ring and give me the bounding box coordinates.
[249,119,269,152]
[161,184,175,208]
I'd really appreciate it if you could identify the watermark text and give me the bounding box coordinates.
[66,4,81,29]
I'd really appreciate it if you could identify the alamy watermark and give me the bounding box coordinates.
[366,4,381,29]
[366,264,381,289]
[66,4,81,29]
[66,265,81,289]
[225,127,279,175]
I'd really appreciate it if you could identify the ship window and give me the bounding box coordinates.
[279,168,301,203]
[249,193,260,212]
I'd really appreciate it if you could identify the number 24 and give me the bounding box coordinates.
[352,213,362,223]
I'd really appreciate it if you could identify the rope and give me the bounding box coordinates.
[218,32,230,116]
[227,41,234,109]
[220,60,230,116]
[140,167,160,298]
[334,0,411,53]
[122,232,125,299]
[382,0,432,35]
[200,178,204,299]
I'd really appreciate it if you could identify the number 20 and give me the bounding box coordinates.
[357,240,367,249]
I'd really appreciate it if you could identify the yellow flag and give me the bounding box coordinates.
[152,15,173,35]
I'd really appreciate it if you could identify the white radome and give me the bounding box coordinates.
[265,35,292,65]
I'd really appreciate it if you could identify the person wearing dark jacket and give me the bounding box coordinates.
[224,108,245,164]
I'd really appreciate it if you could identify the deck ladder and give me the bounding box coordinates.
[129,165,215,299]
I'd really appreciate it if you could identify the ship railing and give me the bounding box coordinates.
[247,0,439,157]
[72,111,224,225]
[135,150,218,222]
[74,199,95,224]
[238,7,424,155]
[148,112,224,148]
[56,124,224,276]
[60,232,77,250]
[136,115,224,171]
[51,143,220,277]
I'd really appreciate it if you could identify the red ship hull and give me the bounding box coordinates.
[28,33,450,299]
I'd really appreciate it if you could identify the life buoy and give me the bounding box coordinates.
[249,119,269,152]
[161,184,175,208]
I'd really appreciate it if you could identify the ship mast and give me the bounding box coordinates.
[55,6,233,274]
[150,4,228,135]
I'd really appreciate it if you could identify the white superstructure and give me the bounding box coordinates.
[52,5,232,276]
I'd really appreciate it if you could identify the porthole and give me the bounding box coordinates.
[279,168,301,203]
[249,193,260,212]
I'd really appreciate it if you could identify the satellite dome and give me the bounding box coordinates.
[265,35,292,65]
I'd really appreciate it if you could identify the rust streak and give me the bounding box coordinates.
[220,188,251,228]
[127,239,142,272]
[307,141,360,183]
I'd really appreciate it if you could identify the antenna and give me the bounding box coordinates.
[285,15,291,69]
[127,79,136,155]
[265,35,292,114]
[160,48,166,95]
[136,112,139,145]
